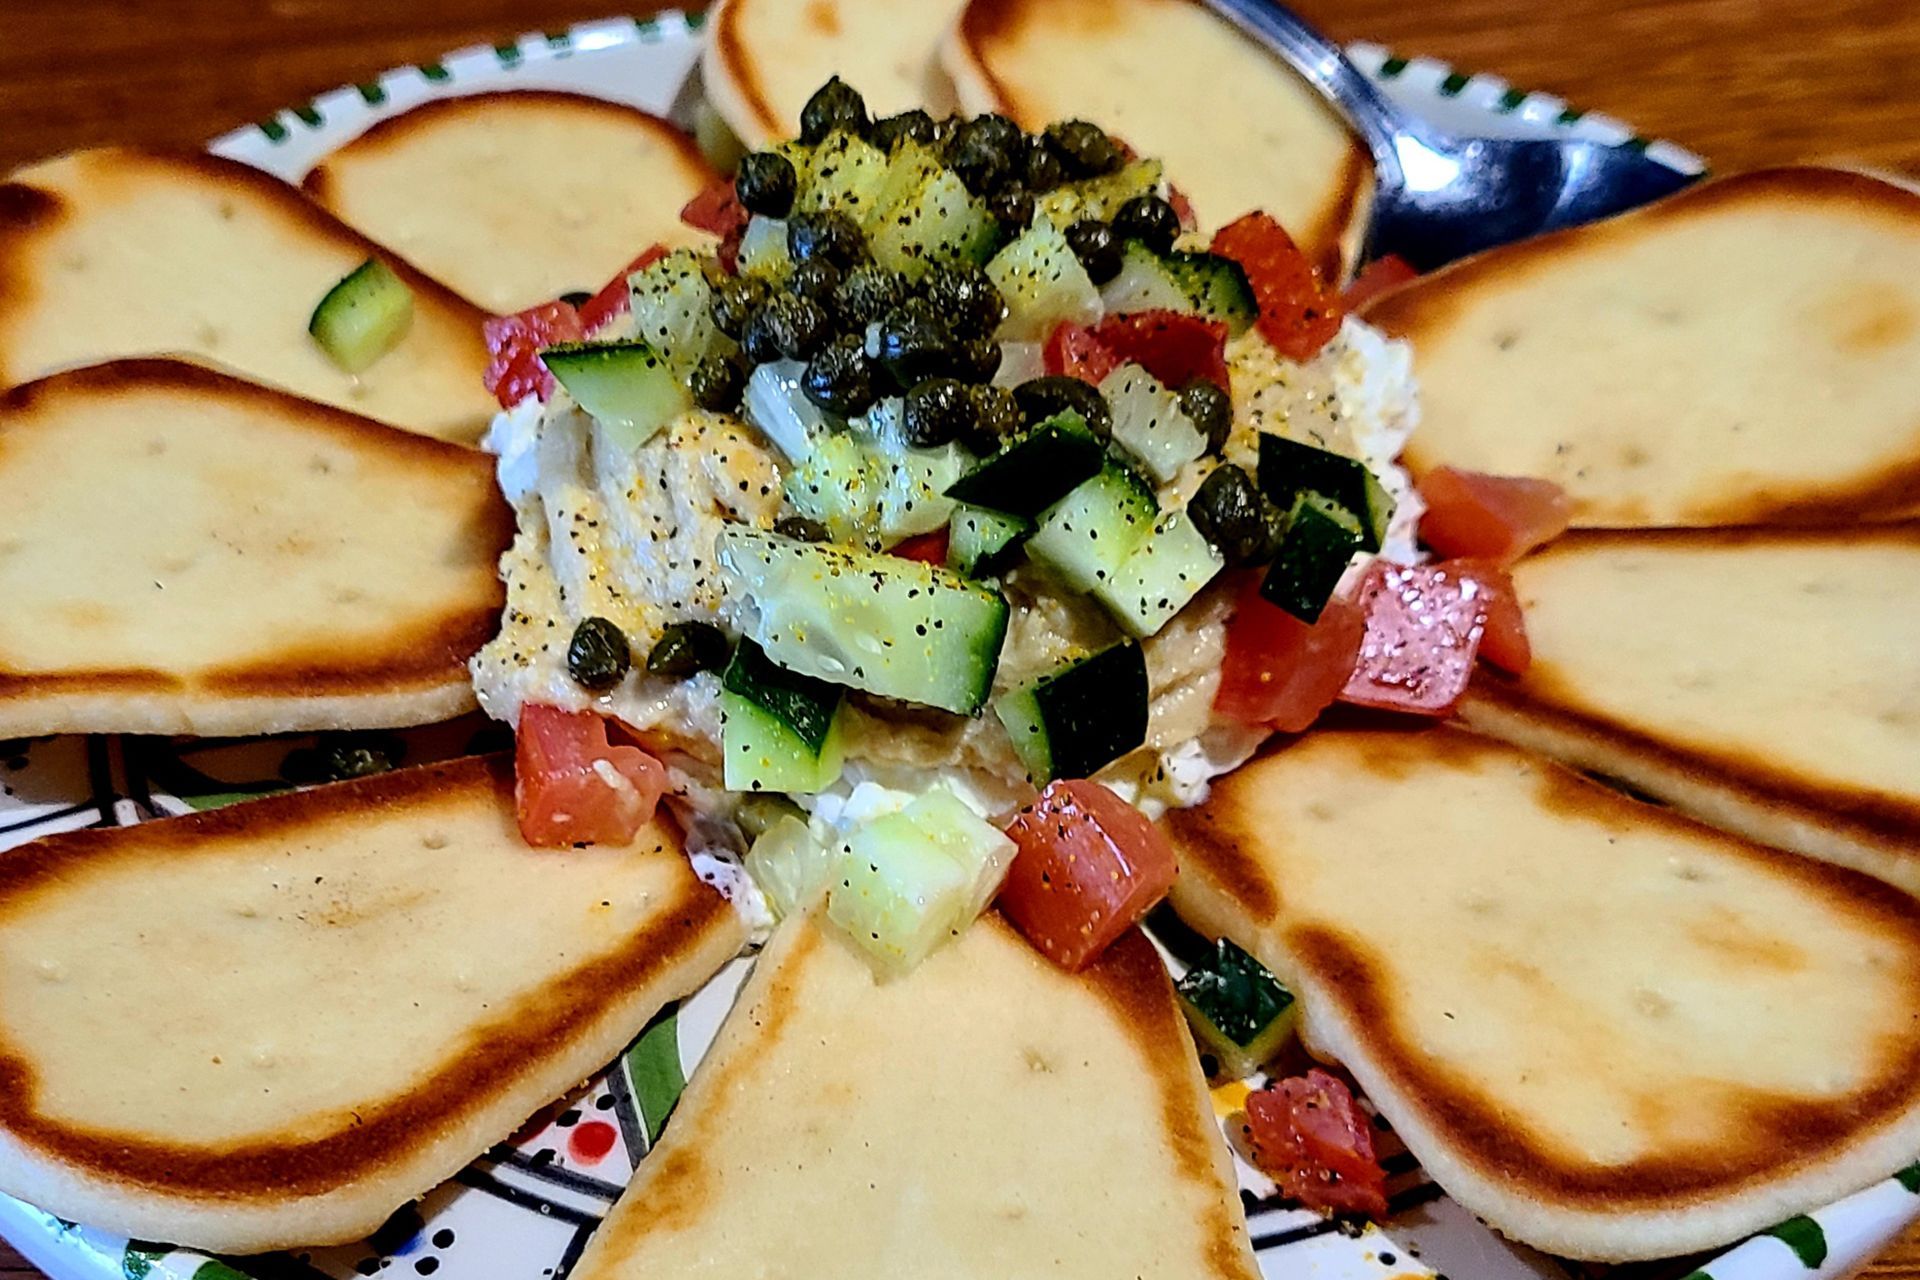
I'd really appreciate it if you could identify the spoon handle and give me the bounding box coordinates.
[1199,0,1411,163]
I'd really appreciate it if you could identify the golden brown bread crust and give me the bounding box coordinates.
[0,755,745,1249]
[1165,725,1920,1258]
[300,90,711,206]
[1365,166,1920,524]
[950,0,1369,280]
[709,0,785,144]
[0,359,513,736]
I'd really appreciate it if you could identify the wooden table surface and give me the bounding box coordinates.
[0,0,1916,1275]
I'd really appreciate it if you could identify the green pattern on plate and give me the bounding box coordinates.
[256,118,289,143]
[1378,55,1408,77]
[356,81,386,105]
[192,1262,249,1280]
[1497,86,1526,112]
[1676,1272,1713,1280]
[122,1245,167,1279]
[1438,70,1469,96]
[625,1009,685,1144]
[1897,1160,1920,1193]
[1555,105,1585,125]
[291,103,322,127]
[420,62,451,83]
[1764,1215,1829,1269]
[494,41,522,67]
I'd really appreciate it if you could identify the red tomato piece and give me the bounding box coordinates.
[1215,574,1366,732]
[679,178,749,274]
[1417,466,1572,564]
[515,703,668,849]
[1340,254,1418,311]
[1210,212,1343,361]
[578,244,671,335]
[890,528,949,564]
[1340,561,1489,715]
[1089,309,1230,390]
[1245,1069,1390,1218]
[482,300,585,408]
[1166,184,1198,232]
[1043,321,1123,385]
[998,779,1178,971]
[1445,557,1531,674]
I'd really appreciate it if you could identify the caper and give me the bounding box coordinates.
[1063,219,1122,285]
[710,275,771,339]
[802,333,879,416]
[1177,378,1234,453]
[645,621,729,678]
[833,263,911,327]
[1013,374,1112,438]
[901,378,976,447]
[774,515,831,542]
[987,186,1035,233]
[567,616,633,690]
[688,354,747,411]
[873,297,959,386]
[1113,194,1181,255]
[787,209,866,269]
[282,733,406,785]
[734,151,797,218]
[558,290,594,308]
[1022,135,1064,192]
[788,257,842,303]
[1043,119,1124,179]
[871,108,937,153]
[751,293,833,362]
[967,384,1025,455]
[919,264,1008,340]
[955,335,1002,383]
[798,76,869,145]
[945,113,1024,194]
[1186,464,1282,568]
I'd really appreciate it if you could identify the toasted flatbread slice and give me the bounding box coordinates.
[0,147,495,442]
[1165,726,1920,1262]
[1458,523,1920,896]
[702,0,961,150]
[943,0,1369,277]
[573,911,1259,1280]
[0,755,746,1254]
[1367,167,1920,525]
[0,360,513,736]
[302,93,716,314]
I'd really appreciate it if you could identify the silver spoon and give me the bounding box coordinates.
[1203,0,1703,270]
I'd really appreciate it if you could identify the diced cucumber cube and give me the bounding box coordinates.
[1259,490,1364,622]
[744,359,831,462]
[745,814,834,919]
[1094,510,1225,638]
[870,169,996,282]
[309,257,413,373]
[1100,363,1208,484]
[828,812,972,975]
[986,218,1102,340]
[1258,433,1396,553]
[994,642,1149,783]
[794,130,892,223]
[783,432,882,545]
[943,411,1106,517]
[737,215,792,279]
[899,788,1017,924]
[1024,463,1157,595]
[875,442,971,542]
[948,504,1032,577]
[718,529,1010,715]
[1034,158,1164,227]
[867,139,944,233]
[1100,242,1192,316]
[626,249,722,375]
[721,691,846,794]
[539,341,691,452]
[1175,937,1300,1079]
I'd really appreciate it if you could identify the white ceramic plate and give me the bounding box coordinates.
[0,13,1910,1280]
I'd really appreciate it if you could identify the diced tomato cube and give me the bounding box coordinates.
[889,528,949,564]
[1340,254,1418,311]
[998,779,1178,971]
[578,244,671,335]
[1210,212,1343,361]
[1417,466,1572,564]
[1339,561,1489,716]
[1044,321,1122,385]
[680,178,750,274]
[1244,1068,1390,1218]
[1445,557,1531,674]
[482,300,584,408]
[515,704,668,849]
[1215,573,1366,732]
[1089,309,1230,390]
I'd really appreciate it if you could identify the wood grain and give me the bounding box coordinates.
[0,0,1917,1276]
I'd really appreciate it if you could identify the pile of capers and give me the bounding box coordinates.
[688,78,1189,453]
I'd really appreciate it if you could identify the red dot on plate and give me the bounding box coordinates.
[567,1120,617,1163]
